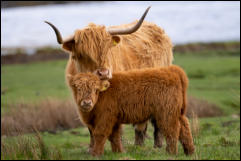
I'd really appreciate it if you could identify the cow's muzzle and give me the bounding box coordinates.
[94,68,112,80]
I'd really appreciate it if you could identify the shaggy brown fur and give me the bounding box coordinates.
[68,65,195,156]
[62,21,173,146]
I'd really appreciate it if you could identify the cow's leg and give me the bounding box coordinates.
[134,121,148,146]
[179,116,195,155]
[151,118,163,148]
[108,124,124,153]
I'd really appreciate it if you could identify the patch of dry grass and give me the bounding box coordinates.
[1,98,82,136]
[186,96,223,118]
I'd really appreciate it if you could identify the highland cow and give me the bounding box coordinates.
[68,65,195,156]
[45,6,173,146]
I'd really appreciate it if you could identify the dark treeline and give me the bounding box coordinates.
[1,41,240,65]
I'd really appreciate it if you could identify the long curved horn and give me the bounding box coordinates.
[107,6,151,35]
[44,21,64,44]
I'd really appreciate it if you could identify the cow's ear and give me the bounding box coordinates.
[62,39,75,52]
[100,80,110,92]
[111,36,121,46]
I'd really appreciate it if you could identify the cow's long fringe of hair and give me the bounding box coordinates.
[71,21,173,74]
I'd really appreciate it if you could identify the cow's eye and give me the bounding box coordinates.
[78,54,82,59]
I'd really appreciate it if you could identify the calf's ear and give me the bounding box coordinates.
[67,74,74,86]
[100,80,110,92]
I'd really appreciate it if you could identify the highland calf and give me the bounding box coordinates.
[68,65,194,156]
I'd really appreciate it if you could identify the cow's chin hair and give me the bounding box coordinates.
[79,105,94,113]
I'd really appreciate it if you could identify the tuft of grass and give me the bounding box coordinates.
[1,132,62,160]
[190,111,200,138]
[218,136,237,147]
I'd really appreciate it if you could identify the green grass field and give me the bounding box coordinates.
[2,53,240,114]
[1,43,240,160]
[1,116,240,160]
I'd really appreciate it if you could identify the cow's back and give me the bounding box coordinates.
[109,21,173,70]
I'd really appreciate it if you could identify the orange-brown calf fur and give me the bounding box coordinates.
[69,65,195,156]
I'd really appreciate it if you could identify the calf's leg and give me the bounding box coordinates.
[91,119,115,156]
[157,118,180,155]
[165,125,180,155]
[91,134,108,156]
[88,128,94,153]
[108,124,124,153]
[151,118,163,148]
